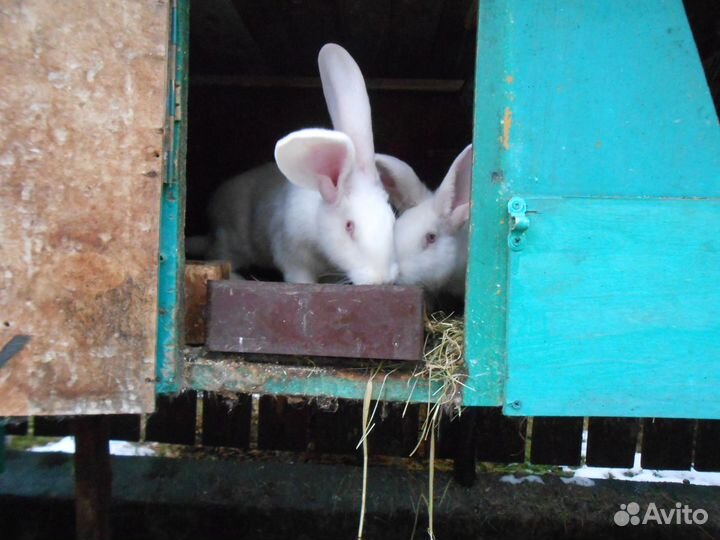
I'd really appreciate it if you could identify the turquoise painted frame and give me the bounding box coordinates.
[154,0,447,404]
[156,0,189,395]
[463,0,512,407]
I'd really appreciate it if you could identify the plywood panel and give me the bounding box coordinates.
[0,1,169,415]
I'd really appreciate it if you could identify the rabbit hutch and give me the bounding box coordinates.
[2,0,720,538]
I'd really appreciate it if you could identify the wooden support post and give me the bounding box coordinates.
[452,408,478,487]
[74,416,112,540]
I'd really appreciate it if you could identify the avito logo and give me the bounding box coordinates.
[614,502,709,526]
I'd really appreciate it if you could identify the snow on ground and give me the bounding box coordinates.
[28,436,155,457]
[560,476,596,487]
[560,429,720,487]
[500,474,545,485]
[562,452,720,487]
[501,430,720,487]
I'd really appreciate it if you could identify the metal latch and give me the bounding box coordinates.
[507,197,529,251]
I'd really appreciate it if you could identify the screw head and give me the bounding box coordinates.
[508,197,526,214]
[510,400,522,410]
[508,234,525,251]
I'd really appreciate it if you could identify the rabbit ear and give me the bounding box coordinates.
[274,128,356,205]
[318,44,375,174]
[434,144,473,230]
[375,154,432,212]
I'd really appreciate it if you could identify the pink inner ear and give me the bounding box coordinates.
[378,172,401,201]
[379,173,396,190]
[449,202,470,230]
[309,145,348,189]
[318,176,339,204]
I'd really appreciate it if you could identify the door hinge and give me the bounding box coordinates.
[507,197,530,251]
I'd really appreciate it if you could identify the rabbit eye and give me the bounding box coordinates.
[425,232,437,247]
[345,220,355,237]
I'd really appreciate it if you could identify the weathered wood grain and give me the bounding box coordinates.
[184,261,231,345]
[258,395,310,451]
[206,281,425,361]
[474,407,526,464]
[2,418,28,436]
[0,0,169,415]
[201,392,251,449]
[145,392,197,445]
[34,416,74,437]
[694,420,720,471]
[529,417,583,466]
[641,418,694,470]
[586,417,639,468]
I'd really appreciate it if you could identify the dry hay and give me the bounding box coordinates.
[410,311,469,453]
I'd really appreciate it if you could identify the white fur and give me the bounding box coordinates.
[376,145,473,296]
[202,44,398,285]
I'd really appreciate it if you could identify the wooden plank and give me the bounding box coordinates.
[586,418,639,468]
[34,416,74,437]
[0,0,169,416]
[257,395,309,451]
[191,75,465,92]
[201,392,251,449]
[145,392,197,445]
[3,418,28,436]
[694,420,720,472]
[74,416,111,540]
[475,407,526,464]
[206,281,425,361]
[186,355,435,403]
[641,419,694,470]
[35,415,139,440]
[308,399,362,455]
[529,417,583,466]
[370,403,421,457]
[184,261,231,345]
[107,415,141,442]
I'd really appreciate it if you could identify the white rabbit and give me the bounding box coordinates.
[375,145,473,297]
[202,44,398,285]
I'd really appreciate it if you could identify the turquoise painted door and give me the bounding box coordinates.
[465,0,720,418]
